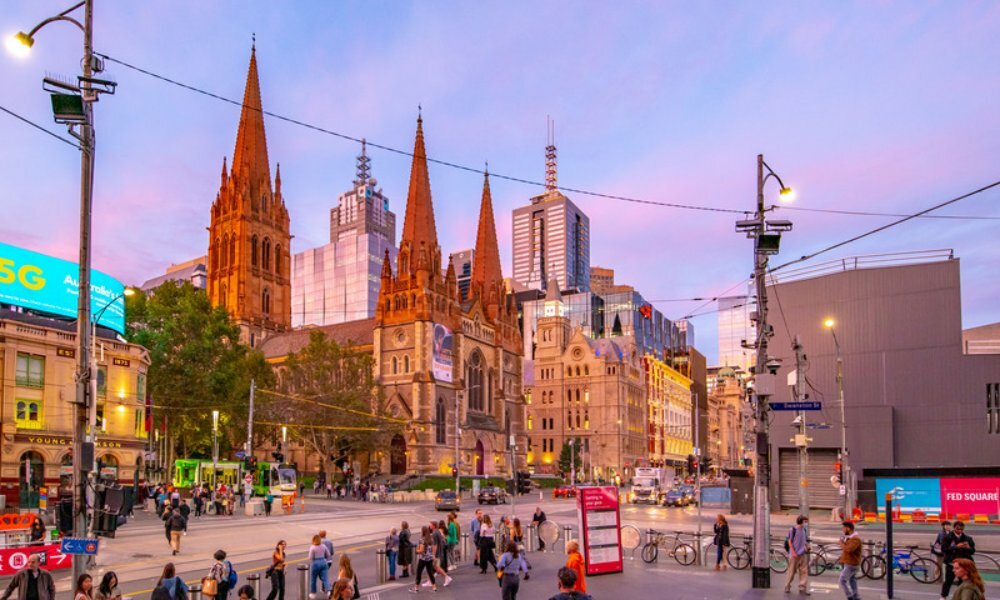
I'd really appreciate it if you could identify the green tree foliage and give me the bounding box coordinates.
[267,330,395,483]
[125,282,272,461]
[558,438,582,480]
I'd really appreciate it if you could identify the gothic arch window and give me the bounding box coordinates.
[392,357,398,375]
[275,244,282,274]
[220,283,227,309]
[262,288,271,315]
[221,234,229,268]
[435,398,446,444]
[229,235,236,267]
[212,238,220,271]
[262,238,272,270]
[487,369,494,414]
[251,235,259,267]
[466,351,484,412]
[584,365,589,376]
[403,355,410,373]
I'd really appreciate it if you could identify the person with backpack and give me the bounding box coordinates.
[784,515,810,595]
[547,567,592,600]
[157,563,189,600]
[941,520,976,599]
[206,550,238,599]
[930,520,952,573]
[497,541,530,600]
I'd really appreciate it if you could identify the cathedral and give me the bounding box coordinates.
[373,113,527,477]
[207,45,291,347]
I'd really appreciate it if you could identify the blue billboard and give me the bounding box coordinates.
[875,478,942,513]
[0,242,126,334]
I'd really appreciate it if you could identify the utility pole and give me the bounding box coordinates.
[454,392,461,497]
[835,337,850,518]
[694,393,703,563]
[570,438,576,486]
[792,336,809,518]
[246,379,255,460]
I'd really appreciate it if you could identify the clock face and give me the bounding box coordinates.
[394,328,408,347]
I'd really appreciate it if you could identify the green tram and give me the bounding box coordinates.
[172,459,297,496]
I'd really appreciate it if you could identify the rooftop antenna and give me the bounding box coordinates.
[545,115,557,192]
[354,138,372,186]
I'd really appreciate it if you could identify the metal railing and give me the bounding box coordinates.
[768,249,954,285]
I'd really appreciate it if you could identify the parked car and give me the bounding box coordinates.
[435,490,461,511]
[553,485,578,499]
[679,484,698,506]
[663,488,687,507]
[477,486,508,505]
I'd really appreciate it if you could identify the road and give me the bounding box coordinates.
[5,493,999,599]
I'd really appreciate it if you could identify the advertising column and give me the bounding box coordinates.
[577,486,623,575]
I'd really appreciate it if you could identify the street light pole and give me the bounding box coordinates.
[455,392,462,498]
[212,410,220,488]
[826,322,851,519]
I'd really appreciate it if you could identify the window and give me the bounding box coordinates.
[212,238,220,271]
[527,415,533,430]
[391,357,398,375]
[135,408,148,438]
[221,234,229,268]
[95,403,106,431]
[229,235,236,267]
[404,355,410,373]
[262,288,271,315]
[487,370,494,413]
[467,352,484,411]
[275,244,282,274]
[16,353,44,388]
[15,400,43,429]
[137,372,147,401]
[219,283,227,309]
[251,235,259,267]
[262,238,272,270]
[435,398,447,444]
[97,366,107,397]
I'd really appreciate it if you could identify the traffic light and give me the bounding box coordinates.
[272,451,285,463]
[686,455,696,475]
[244,455,258,471]
[92,484,124,537]
[516,471,532,495]
[451,467,458,478]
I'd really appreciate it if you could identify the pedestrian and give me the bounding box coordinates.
[386,528,400,581]
[265,540,286,600]
[784,515,810,595]
[479,515,499,574]
[713,514,730,570]
[179,498,191,520]
[431,521,453,586]
[156,563,189,600]
[547,566,591,600]
[236,585,254,600]
[837,521,862,600]
[398,521,413,578]
[29,518,46,545]
[264,492,273,516]
[308,534,331,596]
[331,579,354,600]
[167,508,187,556]
[930,520,951,572]
[564,540,587,594]
[511,518,531,579]
[74,574,94,600]
[532,507,547,551]
[326,483,333,499]
[941,520,976,599]
[94,572,121,600]
[0,553,56,600]
[410,526,438,593]
[951,558,985,600]
[194,488,204,517]
[471,510,483,565]
[320,530,335,571]
[337,555,361,599]
[206,549,236,600]
[446,514,459,570]
[497,541,529,600]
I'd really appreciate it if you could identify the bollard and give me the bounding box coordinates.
[189,583,202,600]
[646,528,655,545]
[562,524,572,550]
[248,573,260,598]
[526,524,536,552]
[297,564,309,600]
[376,548,387,584]
[694,531,703,566]
[461,532,470,562]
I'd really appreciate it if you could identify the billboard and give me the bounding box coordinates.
[0,242,126,333]
[577,486,623,575]
[432,323,453,383]
[875,478,942,513]
[876,477,1000,516]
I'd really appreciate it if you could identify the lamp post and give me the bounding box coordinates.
[212,410,220,488]
[736,154,794,589]
[10,0,113,584]
[824,318,851,519]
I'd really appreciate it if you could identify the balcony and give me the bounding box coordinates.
[16,419,45,431]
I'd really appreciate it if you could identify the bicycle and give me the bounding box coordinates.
[861,543,939,583]
[725,535,789,573]
[807,541,843,577]
[641,529,697,566]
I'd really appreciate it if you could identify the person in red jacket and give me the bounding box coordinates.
[564,540,586,594]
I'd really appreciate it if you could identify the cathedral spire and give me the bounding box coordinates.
[231,44,271,192]
[471,169,503,298]
[400,112,439,256]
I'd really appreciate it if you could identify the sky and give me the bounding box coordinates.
[2,1,998,364]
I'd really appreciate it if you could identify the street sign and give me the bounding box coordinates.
[769,401,822,411]
[244,474,253,485]
[60,537,99,556]
[235,451,246,459]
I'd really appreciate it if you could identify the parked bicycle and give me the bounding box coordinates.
[641,529,697,566]
[807,540,844,577]
[861,542,939,583]
[725,535,789,573]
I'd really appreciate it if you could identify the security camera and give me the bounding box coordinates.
[791,415,803,426]
[765,358,782,375]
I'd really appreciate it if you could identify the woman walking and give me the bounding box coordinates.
[431,522,452,585]
[497,541,530,600]
[265,540,286,600]
[410,526,438,593]
[386,528,400,581]
[479,515,498,574]
[156,563,189,600]
[398,522,412,579]
[713,514,731,570]
[74,574,94,600]
[510,518,531,579]
[446,513,460,569]
[951,558,985,600]
[565,540,587,594]
[308,534,332,596]
[336,555,360,600]
[94,572,121,600]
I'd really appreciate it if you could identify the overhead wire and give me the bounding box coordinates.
[0,104,82,150]
[777,205,1000,221]
[255,388,409,424]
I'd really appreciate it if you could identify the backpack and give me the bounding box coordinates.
[931,532,944,556]
[783,527,793,552]
[225,560,238,589]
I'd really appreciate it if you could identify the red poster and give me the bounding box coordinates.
[940,478,1000,517]
[0,543,71,577]
[577,486,623,575]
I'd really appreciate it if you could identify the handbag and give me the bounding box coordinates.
[201,577,218,596]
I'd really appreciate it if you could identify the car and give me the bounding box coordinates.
[477,486,508,505]
[679,485,698,506]
[553,485,577,499]
[435,490,461,511]
[663,488,687,507]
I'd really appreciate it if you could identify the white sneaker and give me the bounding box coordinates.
[421,581,431,587]
[444,576,453,587]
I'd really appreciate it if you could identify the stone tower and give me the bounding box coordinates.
[207,45,291,347]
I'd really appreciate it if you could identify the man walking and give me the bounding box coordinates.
[784,515,810,595]
[941,520,976,599]
[320,530,335,572]
[0,553,56,600]
[532,507,547,551]
[837,521,862,600]
[167,508,187,556]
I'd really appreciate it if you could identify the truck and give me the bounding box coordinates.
[629,467,675,504]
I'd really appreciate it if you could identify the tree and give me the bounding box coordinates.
[558,438,582,480]
[125,282,271,466]
[264,330,396,485]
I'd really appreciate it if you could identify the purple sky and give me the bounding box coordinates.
[3,2,998,363]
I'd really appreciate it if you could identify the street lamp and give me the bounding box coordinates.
[824,318,851,518]
[212,410,220,488]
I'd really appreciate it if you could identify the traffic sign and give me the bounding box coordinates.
[235,450,246,459]
[244,474,253,484]
[60,537,99,556]
[769,401,822,411]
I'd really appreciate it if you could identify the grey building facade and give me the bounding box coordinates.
[511,190,590,293]
[449,248,474,301]
[764,254,1000,511]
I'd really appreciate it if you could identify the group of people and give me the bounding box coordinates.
[303,530,362,599]
[316,479,392,502]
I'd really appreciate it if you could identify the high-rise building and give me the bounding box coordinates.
[717,295,755,372]
[449,248,474,301]
[291,142,398,327]
[207,45,291,347]
[511,131,590,293]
